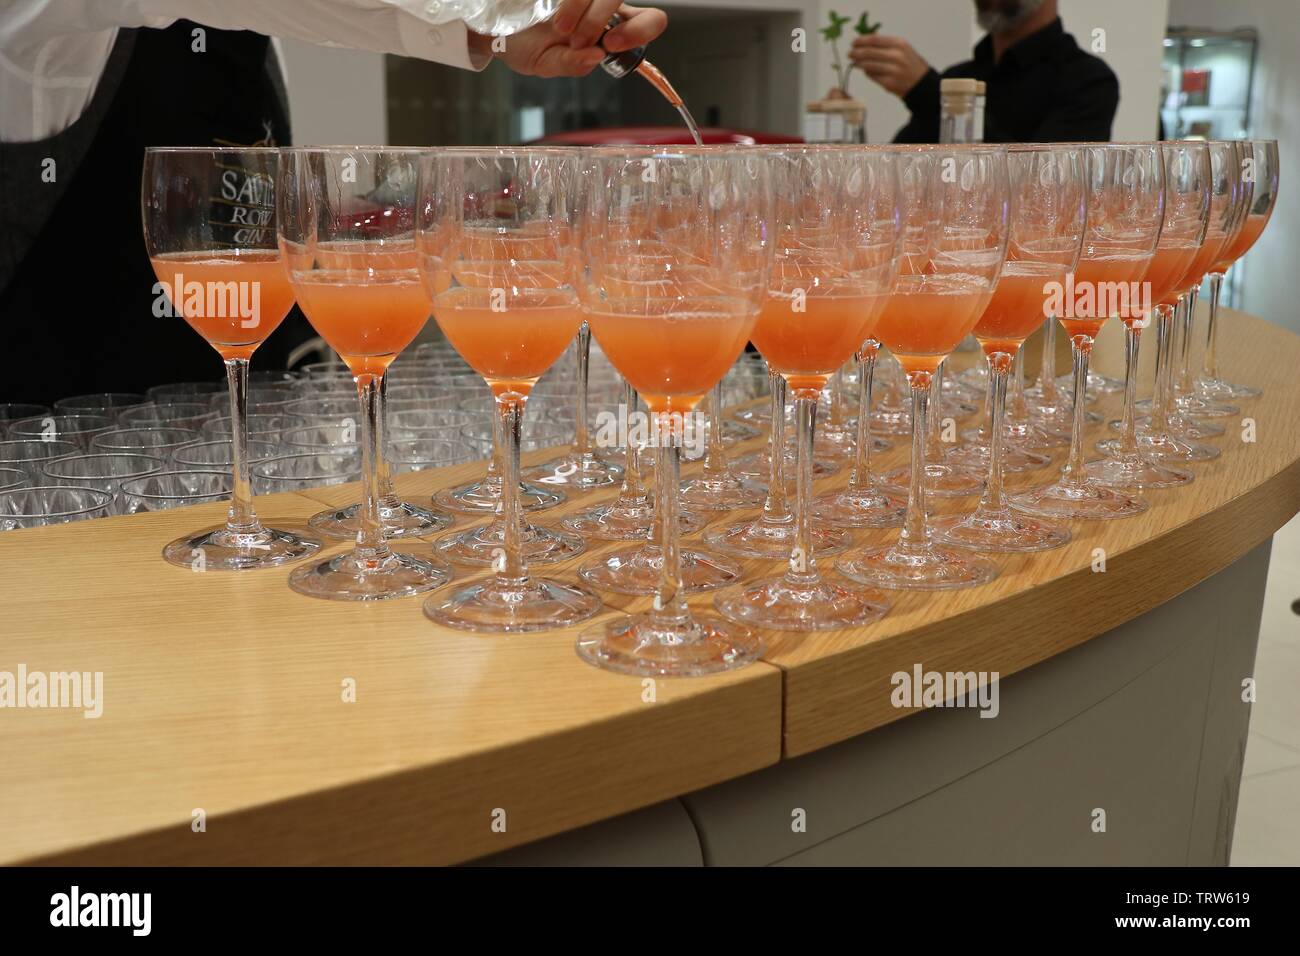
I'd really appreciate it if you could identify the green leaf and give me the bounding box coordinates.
[855,11,882,35]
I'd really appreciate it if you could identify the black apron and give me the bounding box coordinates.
[0,21,310,404]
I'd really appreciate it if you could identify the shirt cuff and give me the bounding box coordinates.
[395,14,491,71]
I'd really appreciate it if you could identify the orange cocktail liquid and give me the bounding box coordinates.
[588,306,756,414]
[750,292,886,392]
[873,276,990,376]
[432,286,583,397]
[1213,213,1269,272]
[1060,254,1150,337]
[292,273,430,377]
[150,250,295,361]
[1171,231,1227,299]
[972,262,1063,355]
[1145,242,1198,307]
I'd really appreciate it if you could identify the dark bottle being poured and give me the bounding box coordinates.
[595,16,703,145]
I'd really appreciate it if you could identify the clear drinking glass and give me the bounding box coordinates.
[418,147,602,631]
[836,144,1009,590]
[41,452,166,514]
[120,470,232,513]
[1089,140,1214,485]
[715,146,901,629]
[142,146,320,569]
[1008,143,1162,521]
[0,438,78,481]
[1198,139,1278,401]
[932,144,1086,552]
[251,451,361,495]
[0,486,113,530]
[278,146,451,600]
[576,146,772,673]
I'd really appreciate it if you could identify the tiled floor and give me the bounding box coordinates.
[1231,512,1300,865]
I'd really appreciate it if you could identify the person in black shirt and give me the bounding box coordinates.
[849,0,1119,143]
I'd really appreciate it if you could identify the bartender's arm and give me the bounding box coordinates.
[848,34,943,143]
[1,0,666,141]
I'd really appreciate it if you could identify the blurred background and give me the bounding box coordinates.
[280,0,1293,332]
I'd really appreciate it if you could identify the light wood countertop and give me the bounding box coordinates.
[1,307,1295,865]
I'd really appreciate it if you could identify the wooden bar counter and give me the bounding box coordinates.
[2,307,1297,866]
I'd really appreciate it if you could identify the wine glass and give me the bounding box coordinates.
[714,146,901,629]
[418,147,603,632]
[1198,139,1278,401]
[1008,143,1162,521]
[933,143,1086,552]
[1090,140,1213,485]
[142,147,320,569]
[836,144,1009,591]
[278,146,451,600]
[576,146,772,675]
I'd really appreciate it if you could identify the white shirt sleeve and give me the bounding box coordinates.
[1,0,493,143]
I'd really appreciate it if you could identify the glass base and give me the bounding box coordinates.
[836,539,998,591]
[714,418,761,444]
[434,520,586,567]
[578,544,740,595]
[433,477,562,515]
[1113,414,1225,440]
[288,548,451,601]
[560,499,704,540]
[931,507,1070,553]
[523,451,623,490]
[1083,453,1193,490]
[869,406,912,436]
[1196,375,1261,401]
[425,576,602,633]
[679,473,766,511]
[714,575,890,631]
[308,498,452,540]
[1176,394,1239,420]
[575,612,763,677]
[1008,478,1147,520]
[1105,432,1220,463]
[945,442,1051,474]
[702,515,849,560]
[1056,370,1123,395]
[812,485,907,528]
[881,461,984,498]
[162,524,320,571]
[731,449,840,481]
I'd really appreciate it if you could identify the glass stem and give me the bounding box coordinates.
[849,341,878,492]
[701,382,729,481]
[1203,272,1224,379]
[925,360,945,460]
[1009,348,1029,425]
[787,392,819,586]
[1062,336,1093,485]
[223,357,261,535]
[1177,286,1198,395]
[983,353,1010,512]
[1037,317,1059,404]
[496,394,528,584]
[574,322,592,458]
[1151,302,1176,440]
[484,391,504,490]
[355,372,389,562]
[762,369,790,522]
[617,380,645,505]
[651,412,689,629]
[1118,322,1141,457]
[377,372,398,508]
[898,372,930,548]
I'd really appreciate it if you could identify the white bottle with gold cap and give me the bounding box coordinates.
[939,77,978,144]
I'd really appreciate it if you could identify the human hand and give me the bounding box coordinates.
[470,3,668,78]
[848,33,931,97]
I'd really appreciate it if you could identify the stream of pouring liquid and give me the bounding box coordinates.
[635,60,704,145]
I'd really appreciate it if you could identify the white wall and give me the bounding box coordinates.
[277,38,386,146]
[1059,0,1168,141]
[1168,0,1297,333]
